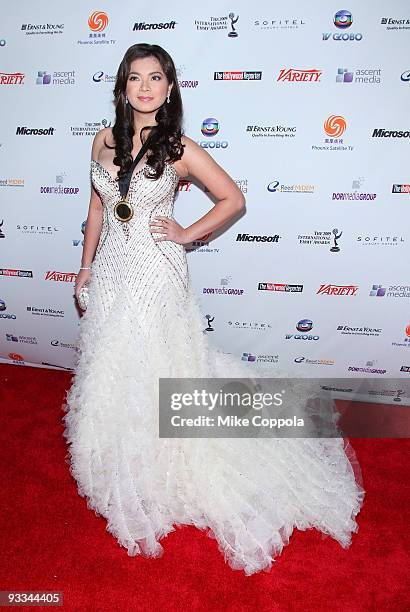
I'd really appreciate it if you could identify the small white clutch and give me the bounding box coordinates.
[77,284,90,311]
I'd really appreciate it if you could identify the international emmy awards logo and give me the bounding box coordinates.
[393,390,404,403]
[204,314,215,332]
[0,219,5,238]
[330,228,343,252]
[228,13,239,37]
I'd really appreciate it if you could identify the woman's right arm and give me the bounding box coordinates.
[74,130,106,299]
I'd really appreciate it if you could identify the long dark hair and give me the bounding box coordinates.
[108,43,184,180]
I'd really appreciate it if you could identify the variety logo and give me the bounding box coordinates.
[317,284,358,296]
[45,271,76,282]
[400,70,410,81]
[36,69,75,85]
[370,284,410,298]
[323,10,362,41]
[258,283,303,293]
[236,233,281,243]
[372,128,410,138]
[336,67,381,84]
[277,68,322,82]
[267,180,314,193]
[0,72,24,85]
[400,366,410,372]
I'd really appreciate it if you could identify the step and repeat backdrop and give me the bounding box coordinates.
[1,1,410,403]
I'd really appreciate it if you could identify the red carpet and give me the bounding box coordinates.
[1,363,409,611]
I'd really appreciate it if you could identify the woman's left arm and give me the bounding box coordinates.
[149,135,245,244]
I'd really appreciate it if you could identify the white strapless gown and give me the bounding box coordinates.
[62,159,365,576]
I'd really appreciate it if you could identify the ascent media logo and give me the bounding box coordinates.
[370,284,410,299]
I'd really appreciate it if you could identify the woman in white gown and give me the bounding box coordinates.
[62,43,365,576]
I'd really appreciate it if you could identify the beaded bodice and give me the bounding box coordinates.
[90,160,180,244]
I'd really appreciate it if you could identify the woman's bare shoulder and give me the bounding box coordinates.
[92,127,114,160]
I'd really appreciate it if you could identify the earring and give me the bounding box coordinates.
[125,94,129,104]
[166,92,170,104]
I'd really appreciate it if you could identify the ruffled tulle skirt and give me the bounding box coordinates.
[62,272,365,576]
